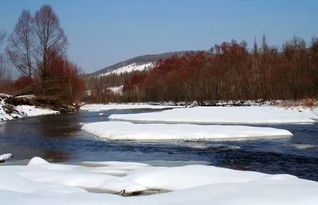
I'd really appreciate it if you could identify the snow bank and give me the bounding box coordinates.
[0,99,58,121]
[0,157,318,205]
[109,106,318,124]
[80,103,178,112]
[0,153,12,162]
[14,105,58,117]
[82,121,292,141]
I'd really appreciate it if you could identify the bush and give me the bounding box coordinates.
[13,76,38,94]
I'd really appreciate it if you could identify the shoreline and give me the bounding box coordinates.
[0,94,78,122]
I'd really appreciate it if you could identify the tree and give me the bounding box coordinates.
[33,5,67,85]
[45,54,84,104]
[6,10,35,77]
[0,32,13,93]
[5,5,83,104]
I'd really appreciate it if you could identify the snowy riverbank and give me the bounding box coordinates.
[1,157,318,205]
[80,103,178,112]
[0,94,59,121]
[109,106,318,124]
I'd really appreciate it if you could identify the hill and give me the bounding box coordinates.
[90,51,194,76]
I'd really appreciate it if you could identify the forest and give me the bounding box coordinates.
[89,36,318,103]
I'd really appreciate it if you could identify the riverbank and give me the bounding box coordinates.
[0,93,78,122]
[108,105,318,124]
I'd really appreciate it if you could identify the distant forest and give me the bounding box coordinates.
[88,36,318,103]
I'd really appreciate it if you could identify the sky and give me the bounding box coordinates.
[0,0,317,73]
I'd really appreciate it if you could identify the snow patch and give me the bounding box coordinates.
[0,153,12,162]
[99,62,154,77]
[107,85,123,95]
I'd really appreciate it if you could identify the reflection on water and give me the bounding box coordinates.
[0,109,318,182]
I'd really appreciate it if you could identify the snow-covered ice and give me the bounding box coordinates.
[0,153,12,162]
[80,103,178,112]
[0,157,318,205]
[109,106,318,124]
[82,121,292,141]
[99,62,154,77]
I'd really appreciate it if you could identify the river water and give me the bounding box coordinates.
[1,109,318,181]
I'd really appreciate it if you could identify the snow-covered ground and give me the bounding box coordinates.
[82,121,292,141]
[0,98,58,121]
[80,103,178,112]
[99,62,154,77]
[0,157,318,205]
[109,106,318,124]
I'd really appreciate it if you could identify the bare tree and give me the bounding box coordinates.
[0,32,13,93]
[6,10,35,77]
[0,55,11,84]
[33,5,67,80]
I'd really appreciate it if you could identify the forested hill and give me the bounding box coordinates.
[90,51,194,76]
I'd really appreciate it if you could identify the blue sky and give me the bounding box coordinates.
[1,0,317,73]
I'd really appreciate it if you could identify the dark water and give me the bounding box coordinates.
[1,109,318,181]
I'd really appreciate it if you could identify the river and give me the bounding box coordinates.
[1,109,318,181]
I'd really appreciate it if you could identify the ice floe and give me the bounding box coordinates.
[82,121,292,141]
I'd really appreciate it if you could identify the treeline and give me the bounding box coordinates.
[122,37,318,102]
[0,5,84,104]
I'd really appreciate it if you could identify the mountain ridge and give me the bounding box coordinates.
[90,50,198,76]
